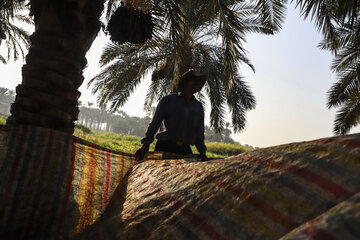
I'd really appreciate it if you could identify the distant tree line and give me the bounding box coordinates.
[205,123,234,144]
[0,87,15,116]
[77,102,240,144]
[0,87,15,104]
[0,89,255,147]
[77,102,151,136]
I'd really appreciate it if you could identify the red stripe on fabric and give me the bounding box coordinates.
[171,164,298,229]
[83,148,96,228]
[104,152,111,206]
[243,156,353,199]
[222,179,298,229]
[0,126,28,221]
[181,207,226,240]
[138,172,226,240]
[55,140,76,239]
[301,226,337,240]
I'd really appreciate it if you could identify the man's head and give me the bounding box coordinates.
[179,69,207,94]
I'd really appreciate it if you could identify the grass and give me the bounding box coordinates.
[0,115,6,125]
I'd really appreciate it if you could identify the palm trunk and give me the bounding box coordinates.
[7,1,104,133]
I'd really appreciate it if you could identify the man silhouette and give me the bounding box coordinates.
[135,69,207,161]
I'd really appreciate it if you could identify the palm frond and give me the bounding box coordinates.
[2,22,30,61]
[331,41,360,73]
[154,0,186,47]
[327,66,360,108]
[206,79,227,132]
[327,19,360,109]
[294,0,360,53]
[93,61,147,111]
[99,42,130,66]
[0,54,6,63]
[227,75,256,132]
[0,1,31,62]
[203,1,261,92]
[254,0,288,33]
[317,25,347,52]
[295,1,338,51]
[91,39,172,111]
[144,75,173,111]
[333,92,360,135]
[0,0,28,18]
[105,0,119,21]
[195,89,206,107]
[144,79,161,112]
[14,14,34,25]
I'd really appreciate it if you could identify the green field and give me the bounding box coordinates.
[74,124,251,158]
[0,116,6,125]
[0,115,251,158]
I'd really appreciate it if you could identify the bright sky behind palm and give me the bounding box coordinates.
[1,3,359,148]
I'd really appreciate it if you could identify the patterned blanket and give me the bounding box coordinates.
[0,124,359,239]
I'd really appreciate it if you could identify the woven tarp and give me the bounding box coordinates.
[0,124,359,239]
[76,134,360,240]
[280,192,360,240]
[0,124,198,239]
[0,125,135,239]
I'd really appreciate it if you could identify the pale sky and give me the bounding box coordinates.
[0,3,359,148]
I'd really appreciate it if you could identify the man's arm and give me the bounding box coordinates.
[195,106,207,161]
[141,98,165,148]
[135,98,166,161]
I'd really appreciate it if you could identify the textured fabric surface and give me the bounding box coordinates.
[0,124,359,240]
[77,133,360,240]
[0,125,198,239]
[280,192,360,240]
[0,125,137,239]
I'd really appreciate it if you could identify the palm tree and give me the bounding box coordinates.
[0,0,32,63]
[4,0,288,133]
[90,0,287,132]
[6,0,105,133]
[294,0,360,134]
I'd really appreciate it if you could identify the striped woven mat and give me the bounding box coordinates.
[0,124,360,239]
[280,192,360,239]
[0,124,198,239]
